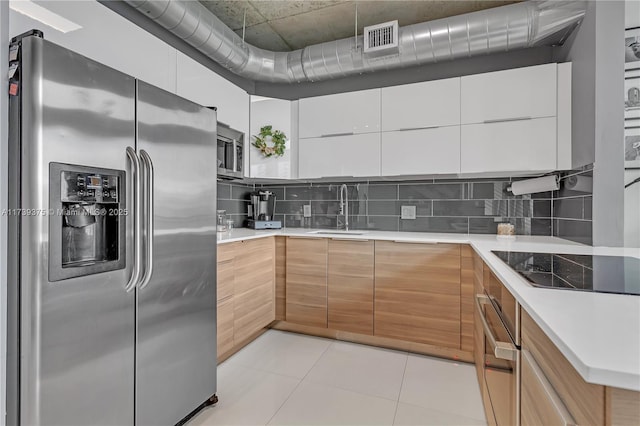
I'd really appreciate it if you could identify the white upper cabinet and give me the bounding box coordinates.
[382,127,460,176]
[249,97,297,179]
[461,63,557,124]
[9,0,178,94]
[176,52,249,138]
[299,89,381,138]
[460,117,557,174]
[381,78,461,131]
[299,133,381,179]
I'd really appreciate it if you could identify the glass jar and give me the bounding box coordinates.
[216,210,227,232]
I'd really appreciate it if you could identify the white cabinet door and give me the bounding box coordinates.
[461,64,557,124]
[382,127,460,175]
[460,117,557,173]
[299,133,381,178]
[9,0,178,94]
[382,78,461,131]
[176,53,249,137]
[299,89,380,138]
[249,97,295,179]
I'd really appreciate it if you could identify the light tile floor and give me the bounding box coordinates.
[189,330,487,426]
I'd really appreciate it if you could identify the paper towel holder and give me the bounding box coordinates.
[507,175,559,195]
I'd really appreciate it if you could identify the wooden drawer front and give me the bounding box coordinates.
[217,242,236,263]
[607,388,640,426]
[460,247,474,353]
[275,237,286,321]
[217,297,234,360]
[234,283,274,344]
[217,258,235,301]
[522,349,576,426]
[232,237,276,344]
[328,239,374,335]
[286,238,328,328]
[522,310,605,426]
[234,237,276,296]
[374,241,461,349]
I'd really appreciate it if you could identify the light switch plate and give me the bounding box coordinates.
[303,204,312,218]
[401,205,416,220]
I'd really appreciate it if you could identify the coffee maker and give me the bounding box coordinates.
[247,190,282,229]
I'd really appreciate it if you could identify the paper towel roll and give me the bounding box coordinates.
[564,176,593,193]
[509,175,559,195]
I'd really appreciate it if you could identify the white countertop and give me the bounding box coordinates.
[217,228,640,391]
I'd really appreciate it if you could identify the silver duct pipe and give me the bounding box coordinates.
[124,0,586,84]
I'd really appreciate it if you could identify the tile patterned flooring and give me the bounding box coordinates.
[189,330,487,426]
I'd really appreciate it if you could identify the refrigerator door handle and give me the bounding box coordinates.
[125,147,142,292]
[139,149,154,290]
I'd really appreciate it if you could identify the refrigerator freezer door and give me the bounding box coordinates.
[135,81,217,425]
[11,36,136,425]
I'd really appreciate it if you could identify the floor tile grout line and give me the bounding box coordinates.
[264,339,333,426]
[225,331,337,380]
[396,400,488,424]
[301,376,403,404]
[392,353,410,425]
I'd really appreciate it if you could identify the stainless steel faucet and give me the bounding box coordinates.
[339,184,349,231]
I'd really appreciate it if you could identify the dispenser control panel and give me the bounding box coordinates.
[61,171,119,203]
[49,162,126,282]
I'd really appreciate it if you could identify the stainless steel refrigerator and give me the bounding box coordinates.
[7,32,218,425]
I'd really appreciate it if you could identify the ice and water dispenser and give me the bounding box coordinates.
[49,163,126,281]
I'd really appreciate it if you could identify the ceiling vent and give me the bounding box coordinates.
[363,20,399,54]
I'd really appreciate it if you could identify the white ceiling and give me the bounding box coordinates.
[199,1,520,51]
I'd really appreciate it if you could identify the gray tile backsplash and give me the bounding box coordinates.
[217,168,593,243]
[552,167,593,245]
[216,181,252,228]
[256,179,556,236]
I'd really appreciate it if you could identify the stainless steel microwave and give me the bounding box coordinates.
[217,122,244,180]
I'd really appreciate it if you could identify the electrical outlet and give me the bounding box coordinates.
[303,204,312,218]
[401,205,416,220]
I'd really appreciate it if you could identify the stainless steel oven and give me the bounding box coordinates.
[217,122,244,179]
[475,274,521,426]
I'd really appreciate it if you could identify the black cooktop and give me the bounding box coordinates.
[492,251,640,296]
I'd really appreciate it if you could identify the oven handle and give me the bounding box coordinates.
[475,294,518,361]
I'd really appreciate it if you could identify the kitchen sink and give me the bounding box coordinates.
[308,230,367,236]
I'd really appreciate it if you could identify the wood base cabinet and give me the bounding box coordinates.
[233,237,276,344]
[328,239,374,335]
[216,238,276,362]
[460,245,474,353]
[217,297,234,359]
[521,310,605,426]
[374,241,461,349]
[217,242,236,361]
[275,237,286,320]
[606,388,640,425]
[286,237,328,328]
